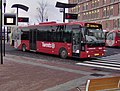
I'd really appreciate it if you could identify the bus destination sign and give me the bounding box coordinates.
[85,23,101,28]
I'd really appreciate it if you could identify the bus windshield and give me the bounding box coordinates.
[85,28,105,43]
[117,32,120,38]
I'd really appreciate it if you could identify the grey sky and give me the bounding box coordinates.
[4,0,68,24]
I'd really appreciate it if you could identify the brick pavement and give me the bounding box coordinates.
[0,54,120,91]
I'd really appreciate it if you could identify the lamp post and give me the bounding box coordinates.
[11,4,29,26]
[3,0,6,56]
[0,0,3,64]
[56,2,77,23]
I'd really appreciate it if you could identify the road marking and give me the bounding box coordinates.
[93,60,120,65]
[85,61,120,67]
[76,62,120,71]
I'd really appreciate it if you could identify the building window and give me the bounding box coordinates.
[71,8,73,12]
[106,6,110,16]
[110,6,113,16]
[113,19,117,28]
[83,3,88,10]
[91,0,100,8]
[95,0,97,7]
[97,9,99,18]
[83,13,85,20]
[78,0,82,2]
[78,5,80,12]
[86,12,88,19]
[103,7,107,17]
[73,0,77,3]
[118,18,120,28]
[103,0,106,5]
[78,14,80,17]
[91,11,93,19]
[74,6,77,12]
[73,7,75,13]
[89,11,92,19]
[94,10,97,18]
[106,21,109,28]
[91,0,95,8]
[110,0,115,3]
[96,0,100,7]
[119,3,120,14]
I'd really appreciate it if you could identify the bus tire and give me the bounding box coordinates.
[59,48,68,59]
[22,44,26,52]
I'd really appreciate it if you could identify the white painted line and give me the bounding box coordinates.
[93,60,120,65]
[85,61,120,67]
[76,63,120,70]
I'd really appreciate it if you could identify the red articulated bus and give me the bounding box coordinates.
[11,22,105,59]
[106,30,120,47]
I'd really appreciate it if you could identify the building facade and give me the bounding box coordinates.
[68,0,120,31]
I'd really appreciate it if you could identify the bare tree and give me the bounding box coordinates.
[36,0,48,22]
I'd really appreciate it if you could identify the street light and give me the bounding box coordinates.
[1,0,6,64]
[0,0,3,64]
[55,2,77,22]
[3,0,6,57]
[11,4,29,26]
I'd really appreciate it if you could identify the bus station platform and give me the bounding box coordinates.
[0,54,120,91]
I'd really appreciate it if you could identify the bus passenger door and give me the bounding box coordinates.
[29,29,36,51]
[72,29,81,57]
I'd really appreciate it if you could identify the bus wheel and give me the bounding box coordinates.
[22,44,26,52]
[59,49,68,59]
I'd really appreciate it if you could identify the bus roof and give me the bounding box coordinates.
[18,21,101,28]
[109,30,120,33]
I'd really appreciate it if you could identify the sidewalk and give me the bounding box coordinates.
[0,54,120,91]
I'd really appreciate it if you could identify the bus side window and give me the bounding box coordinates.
[63,31,71,43]
[107,33,114,40]
[37,27,47,41]
[117,32,120,37]
[21,30,29,40]
[56,25,64,42]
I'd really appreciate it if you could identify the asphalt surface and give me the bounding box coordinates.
[0,43,119,91]
[1,52,120,91]
[3,43,120,63]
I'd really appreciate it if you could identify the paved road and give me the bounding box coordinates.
[2,43,120,71]
[76,54,120,71]
[4,43,120,59]
[0,43,119,91]
[1,53,119,91]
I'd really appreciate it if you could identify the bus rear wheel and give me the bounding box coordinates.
[59,49,68,59]
[22,44,26,52]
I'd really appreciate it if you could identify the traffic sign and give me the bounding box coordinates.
[65,13,78,19]
[18,17,29,22]
[3,13,17,26]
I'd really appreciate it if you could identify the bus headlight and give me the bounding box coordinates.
[86,51,89,53]
[103,50,106,52]
[98,47,102,49]
[88,55,90,57]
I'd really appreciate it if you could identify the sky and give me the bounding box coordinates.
[3,0,68,25]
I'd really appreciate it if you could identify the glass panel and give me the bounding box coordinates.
[85,28,105,43]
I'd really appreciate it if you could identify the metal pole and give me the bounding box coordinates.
[7,27,8,42]
[3,2,6,56]
[0,10,3,64]
[63,8,65,22]
[17,7,18,26]
[0,26,3,64]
